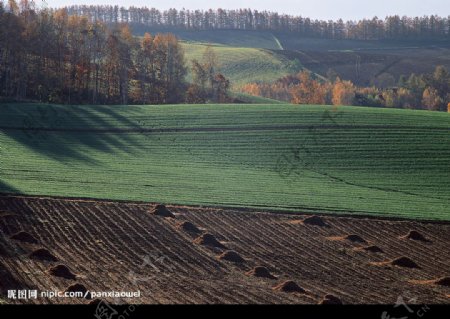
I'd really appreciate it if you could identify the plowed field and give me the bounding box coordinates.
[1,195,449,304]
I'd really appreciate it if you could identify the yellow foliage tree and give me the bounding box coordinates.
[422,87,443,111]
[332,78,356,106]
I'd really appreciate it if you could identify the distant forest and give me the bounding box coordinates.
[1,1,449,109]
[64,5,450,40]
[0,1,229,105]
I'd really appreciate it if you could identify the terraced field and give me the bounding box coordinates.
[0,196,449,304]
[0,103,450,220]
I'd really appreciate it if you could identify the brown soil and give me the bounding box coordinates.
[273,280,306,294]
[1,195,449,304]
[411,277,450,287]
[391,257,420,269]
[194,233,226,249]
[177,221,202,234]
[356,245,384,253]
[246,266,277,279]
[327,234,367,244]
[344,234,367,243]
[319,294,343,305]
[150,204,175,218]
[48,264,77,280]
[29,248,58,262]
[10,231,39,244]
[302,216,328,227]
[401,230,430,242]
[434,277,450,287]
[217,250,245,263]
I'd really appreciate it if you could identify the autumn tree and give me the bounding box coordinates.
[212,73,230,103]
[0,4,190,105]
[202,45,219,93]
[422,87,443,111]
[152,33,187,103]
[290,71,330,105]
[332,78,356,106]
[186,59,208,103]
[189,46,230,103]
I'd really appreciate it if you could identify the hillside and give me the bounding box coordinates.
[1,103,450,220]
[276,46,450,87]
[181,42,296,87]
[155,29,450,88]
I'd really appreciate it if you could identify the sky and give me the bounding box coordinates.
[40,0,449,20]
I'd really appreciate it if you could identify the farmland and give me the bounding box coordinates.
[0,103,450,221]
[0,196,449,304]
[181,42,296,86]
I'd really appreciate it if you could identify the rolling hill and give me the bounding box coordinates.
[181,42,297,87]
[0,103,449,221]
[143,29,450,88]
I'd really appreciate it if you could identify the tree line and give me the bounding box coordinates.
[240,66,450,111]
[62,5,450,40]
[0,1,231,105]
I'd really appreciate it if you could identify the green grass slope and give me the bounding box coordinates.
[1,103,450,221]
[182,42,296,87]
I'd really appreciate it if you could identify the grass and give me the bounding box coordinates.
[230,92,286,104]
[0,103,450,221]
[182,42,297,87]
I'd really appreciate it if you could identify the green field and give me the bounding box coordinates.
[182,42,295,87]
[1,103,450,221]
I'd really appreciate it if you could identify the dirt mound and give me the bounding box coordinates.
[150,204,175,218]
[65,283,91,299]
[273,280,306,294]
[401,230,429,242]
[246,266,276,279]
[177,221,201,234]
[48,264,77,280]
[344,234,367,243]
[29,248,58,262]
[356,245,384,253]
[319,294,343,305]
[434,277,450,287]
[194,233,226,249]
[217,250,245,263]
[391,257,420,269]
[10,231,39,244]
[302,215,328,227]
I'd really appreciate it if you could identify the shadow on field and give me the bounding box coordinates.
[0,103,154,164]
[0,181,19,196]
